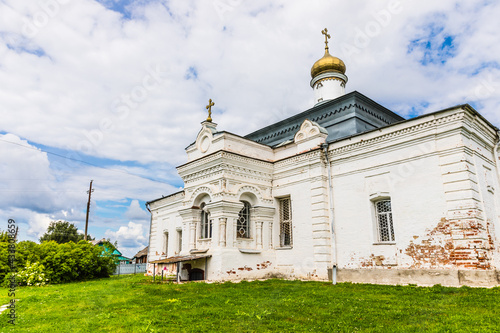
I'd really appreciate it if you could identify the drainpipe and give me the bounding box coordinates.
[322,143,337,284]
[494,131,500,184]
[146,203,153,274]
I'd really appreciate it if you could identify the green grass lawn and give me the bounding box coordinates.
[0,274,499,332]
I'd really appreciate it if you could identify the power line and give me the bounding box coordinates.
[0,137,171,185]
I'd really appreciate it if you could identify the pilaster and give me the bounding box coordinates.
[179,207,201,252]
[253,206,276,250]
[206,200,244,248]
[219,218,227,247]
[439,148,492,269]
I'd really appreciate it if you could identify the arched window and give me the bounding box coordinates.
[200,203,212,239]
[237,201,251,238]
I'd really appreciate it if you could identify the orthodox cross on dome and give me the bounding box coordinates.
[206,98,215,122]
[322,28,331,52]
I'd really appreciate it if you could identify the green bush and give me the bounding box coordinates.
[0,238,116,285]
[36,240,116,284]
[4,261,48,286]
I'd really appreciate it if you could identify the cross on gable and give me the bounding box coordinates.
[206,99,215,122]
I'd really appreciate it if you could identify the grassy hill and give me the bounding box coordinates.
[1,274,499,332]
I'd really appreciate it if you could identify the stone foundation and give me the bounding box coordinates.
[337,269,500,287]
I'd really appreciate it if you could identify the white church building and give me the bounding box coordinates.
[146,30,500,287]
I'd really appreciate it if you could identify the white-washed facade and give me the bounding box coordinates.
[147,104,500,286]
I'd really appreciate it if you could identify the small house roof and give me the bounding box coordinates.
[133,246,148,259]
[91,238,107,246]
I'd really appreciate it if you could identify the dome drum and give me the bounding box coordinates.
[310,71,348,89]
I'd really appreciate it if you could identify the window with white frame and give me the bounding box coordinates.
[177,230,182,253]
[237,201,251,238]
[375,199,395,242]
[279,197,292,247]
[200,203,212,239]
[163,231,168,257]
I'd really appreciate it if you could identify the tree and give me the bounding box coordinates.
[39,221,93,244]
[0,231,10,243]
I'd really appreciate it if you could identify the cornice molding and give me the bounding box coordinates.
[178,151,273,175]
[148,191,185,210]
[251,102,397,145]
[274,149,323,168]
[328,111,466,157]
[313,76,346,88]
[182,163,273,185]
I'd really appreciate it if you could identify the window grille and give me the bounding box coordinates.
[200,203,212,239]
[375,200,395,242]
[279,197,292,247]
[237,201,251,238]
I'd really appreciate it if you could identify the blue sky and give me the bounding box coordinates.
[1,0,499,257]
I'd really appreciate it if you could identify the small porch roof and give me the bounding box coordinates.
[149,254,211,264]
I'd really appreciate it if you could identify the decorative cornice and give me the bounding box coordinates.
[178,151,273,175]
[310,71,348,88]
[313,76,346,88]
[252,206,276,219]
[253,124,302,145]
[182,163,273,185]
[205,200,244,216]
[244,91,404,146]
[274,149,323,168]
[147,190,185,208]
[328,112,465,158]
[220,192,274,206]
[250,102,394,145]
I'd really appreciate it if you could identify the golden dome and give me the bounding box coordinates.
[311,50,346,78]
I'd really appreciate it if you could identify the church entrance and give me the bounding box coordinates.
[189,268,204,281]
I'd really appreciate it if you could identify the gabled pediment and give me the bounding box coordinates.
[294,119,328,143]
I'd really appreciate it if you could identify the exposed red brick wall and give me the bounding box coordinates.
[405,217,493,269]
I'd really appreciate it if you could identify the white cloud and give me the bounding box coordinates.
[26,211,53,240]
[2,0,498,165]
[0,133,172,242]
[124,199,148,221]
[105,221,147,257]
[1,0,499,247]
[0,134,56,211]
[0,208,57,242]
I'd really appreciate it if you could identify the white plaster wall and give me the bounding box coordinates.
[208,248,276,281]
[333,150,447,269]
[272,151,330,280]
[148,195,184,264]
[273,183,317,278]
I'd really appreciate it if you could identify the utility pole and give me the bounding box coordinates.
[84,180,94,241]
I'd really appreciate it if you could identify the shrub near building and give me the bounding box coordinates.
[34,240,116,284]
[0,238,116,286]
